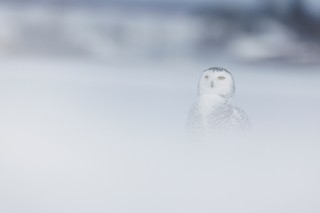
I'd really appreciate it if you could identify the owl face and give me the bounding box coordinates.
[198,67,235,98]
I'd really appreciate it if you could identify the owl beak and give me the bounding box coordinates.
[210,81,214,88]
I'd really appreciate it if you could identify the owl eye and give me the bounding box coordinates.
[205,75,209,79]
[218,76,225,80]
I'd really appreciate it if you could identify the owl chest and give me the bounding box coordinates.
[199,103,213,120]
[197,101,232,129]
[198,102,219,124]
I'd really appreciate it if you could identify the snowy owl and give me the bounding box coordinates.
[187,67,250,135]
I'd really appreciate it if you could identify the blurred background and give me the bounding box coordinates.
[0,0,320,64]
[0,0,320,63]
[0,0,320,213]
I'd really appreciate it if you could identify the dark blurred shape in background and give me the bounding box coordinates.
[0,0,319,65]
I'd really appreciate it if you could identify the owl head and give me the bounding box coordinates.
[198,67,235,98]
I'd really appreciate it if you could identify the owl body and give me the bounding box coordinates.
[187,67,250,135]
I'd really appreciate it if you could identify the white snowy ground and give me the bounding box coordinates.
[0,58,320,213]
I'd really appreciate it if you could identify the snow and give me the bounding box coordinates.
[0,57,320,213]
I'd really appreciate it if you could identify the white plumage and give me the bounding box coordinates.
[187,67,250,135]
